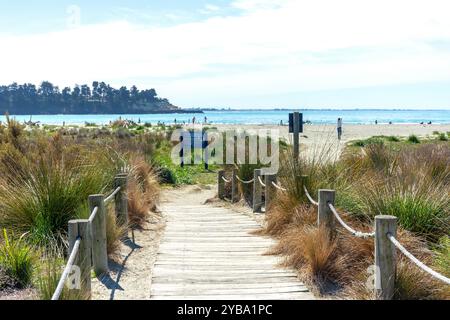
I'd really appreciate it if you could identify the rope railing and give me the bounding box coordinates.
[303,186,319,206]
[236,176,255,184]
[271,181,287,192]
[51,237,81,301]
[221,176,231,183]
[88,206,98,224]
[104,186,121,203]
[257,176,266,187]
[387,233,450,285]
[328,203,375,239]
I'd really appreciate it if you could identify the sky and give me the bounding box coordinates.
[1,0,450,109]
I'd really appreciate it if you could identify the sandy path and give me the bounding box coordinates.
[91,211,165,300]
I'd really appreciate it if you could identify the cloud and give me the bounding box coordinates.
[1,0,450,107]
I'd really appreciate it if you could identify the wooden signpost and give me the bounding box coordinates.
[289,112,303,162]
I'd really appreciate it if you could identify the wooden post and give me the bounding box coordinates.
[114,174,128,227]
[293,112,300,163]
[68,219,92,298]
[264,174,277,212]
[253,169,263,213]
[218,170,225,200]
[203,131,209,170]
[374,215,397,300]
[318,189,336,238]
[180,135,184,168]
[88,194,108,276]
[231,169,239,203]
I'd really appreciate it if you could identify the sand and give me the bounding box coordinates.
[209,123,450,145]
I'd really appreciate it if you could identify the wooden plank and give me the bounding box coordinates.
[157,252,272,257]
[152,281,301,288]
[151,292,314,300]
[158,245,273,252]
[151,277,300,284]
[152,267,295,275]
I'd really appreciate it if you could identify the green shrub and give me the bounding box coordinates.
[351,137,384,147]
[0,229,35,288]
[387,136,400,142]
[438,133,448,141]
[408,135,420,144]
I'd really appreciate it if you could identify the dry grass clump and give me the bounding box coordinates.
[127,156,160,228]
[105,205,127,257]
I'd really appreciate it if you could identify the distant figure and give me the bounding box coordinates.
[204,116,207,124]
[337,118,343,140]
[138,118,141,124]
[389,121,392,125]
[280,120,283,126]
[428,121,432,125]
[174,118,177,125]
[375,120,378,125]
[63,121,65,127]
[193,117,196,125]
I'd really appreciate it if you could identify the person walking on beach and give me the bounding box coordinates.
[337,118,343,140]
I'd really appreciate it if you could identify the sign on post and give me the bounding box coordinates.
[289,113,303,133]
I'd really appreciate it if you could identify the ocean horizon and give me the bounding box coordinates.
[3,109,450,126]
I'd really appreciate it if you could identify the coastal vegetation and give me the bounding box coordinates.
[233,133,450,299]
[0,116,163,298]
[0,81,181,115]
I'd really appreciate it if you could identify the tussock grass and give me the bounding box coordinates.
[0,229,36,288]
[408,134,420,144]
[127,156,160,228]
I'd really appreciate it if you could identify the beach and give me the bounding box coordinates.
[209,123,450,145]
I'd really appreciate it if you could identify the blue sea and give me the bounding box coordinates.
[3,109,450,126]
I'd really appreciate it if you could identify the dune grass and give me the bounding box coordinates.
[261,132,449,299]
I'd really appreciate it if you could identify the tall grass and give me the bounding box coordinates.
[36,251,87,300]
[0,229,36,288]
[0,119,163,298]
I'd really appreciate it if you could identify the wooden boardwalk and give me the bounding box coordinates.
[150,200,314,300]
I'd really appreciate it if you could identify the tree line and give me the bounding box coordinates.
[0,81,178,115]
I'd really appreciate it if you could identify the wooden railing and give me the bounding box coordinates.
[51,173,129,300]
[218,169,450,300]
